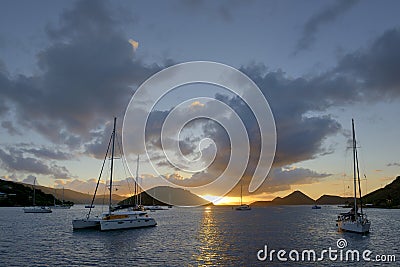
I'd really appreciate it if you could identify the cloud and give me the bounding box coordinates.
[141,27,400,196]
[387,162,400,167]
[1,121,21,135]
[0,147,72,179]
[20,146,73,161]
[190,100,205,108]
[333,28,400,98]
[22,175,37,185]
[129,39,139,52]
[0,0,162,153]
[294,0,359,54]
[0,174,18,182]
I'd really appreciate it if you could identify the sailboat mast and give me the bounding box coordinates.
[135,155,140,206]
[352,119,357,217]
[33,177,36,206]
[240,179,243,206]
[108,117,117,215]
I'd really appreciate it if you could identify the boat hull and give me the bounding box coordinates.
[337,220,371,233]
[72,218,101,229]
[100,218,157,231]
[235,205,251,211]
[23,207,52,213]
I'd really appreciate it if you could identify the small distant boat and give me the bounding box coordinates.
[336,119,371,234]
[53,187,71,209]
[236,204,251,211]
[23,178,52,213]
[72,117,157,231]
[24,206,52,213]
[312,205,321,209]
[236,179,251,211]
[85,205,95,208]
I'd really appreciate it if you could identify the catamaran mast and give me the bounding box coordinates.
[352,119,358,218]
[135,154,140,206]
[240,179,243,206]
[33,177,36,206]
[108,117,117,215]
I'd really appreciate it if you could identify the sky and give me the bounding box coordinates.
[0,0,399,205]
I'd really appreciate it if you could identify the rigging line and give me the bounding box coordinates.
[86,132,113,219]
[115,130,135,200]
[355,141,364,216]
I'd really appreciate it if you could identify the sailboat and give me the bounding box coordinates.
[336,119,371,234]
[23,178,52,213]
[236,178,251,210]
[72,117,157,231]
[144,187,167,211]
[53,187,71,209]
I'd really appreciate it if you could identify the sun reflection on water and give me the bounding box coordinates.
[194,207,227,265]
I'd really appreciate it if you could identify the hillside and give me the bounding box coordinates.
[251,176,400,207]
[0,179,125,206]
[36,185,125,205]
[0,179,58,206]
[363,176,400,208]
[316,195,354,205]
[119,186,210,206]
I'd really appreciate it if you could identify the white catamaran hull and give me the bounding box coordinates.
[100,217,157,231]
[72,218,101,229]
[337,220,371,233]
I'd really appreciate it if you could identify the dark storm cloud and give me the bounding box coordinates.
[333,28,400,98]
[294,0,359,54]
[0,147,71,179]
[0,0,162,151]
[179,27,400,194]
[1,121,21,135]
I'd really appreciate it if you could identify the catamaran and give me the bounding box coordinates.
[72,117,156,230]
[336,119,371,234]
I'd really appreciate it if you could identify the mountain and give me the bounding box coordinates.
[119,186,210,206]
[251,176,400,207]
[252,190,315,206]
[363,176,400,208]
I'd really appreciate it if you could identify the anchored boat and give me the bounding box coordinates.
[72,117,156,230]
[336,119,371,234]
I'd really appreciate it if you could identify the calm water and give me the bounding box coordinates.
[0,205,398,266]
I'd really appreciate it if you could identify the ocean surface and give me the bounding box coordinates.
[0,205,398,266]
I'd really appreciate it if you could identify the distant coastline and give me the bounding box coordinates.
[251,176,400,209]
[1,175,399,208]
